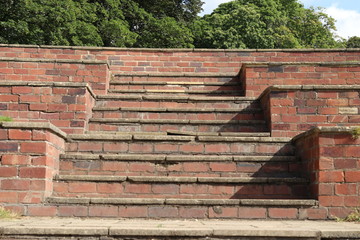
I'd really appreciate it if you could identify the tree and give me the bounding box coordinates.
[133,0,203,23]
[193,0,342,49]
[346,36,360,48]
[0,0,199,48]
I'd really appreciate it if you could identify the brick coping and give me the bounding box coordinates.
[0,81,97,98]
[0,56,108,66]
[1,218,359,238]
[292,126,359,143]
[1,43,360,52]
[259,85,360,100]
[0,122,67,139]
[243,61,360,67]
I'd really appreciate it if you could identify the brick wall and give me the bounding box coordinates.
[0,82,95,134]
[1,45,360,75]
[0,122,66,215]
[294,127,360,219]
[260,86,360,137]
[243,63,360,97]
[0,58,109,94]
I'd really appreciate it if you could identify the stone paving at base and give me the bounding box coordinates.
[0,218,359,239]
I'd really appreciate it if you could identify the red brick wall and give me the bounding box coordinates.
[1,45,360,75]
[0,122,66,215]
[0,83,95,134]
[0,59,109,94]
[244,64,360,97]
[294,128,360,219]
[261,87,360,137]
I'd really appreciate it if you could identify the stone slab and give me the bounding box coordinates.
[0,218,360,239]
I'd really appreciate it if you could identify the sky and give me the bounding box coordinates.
[200,0,360,39]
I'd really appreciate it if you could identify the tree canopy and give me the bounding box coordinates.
[0,0,352,49]
[192,0,342,49]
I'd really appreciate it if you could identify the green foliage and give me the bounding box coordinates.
[0,206,20,219]
[0,116,13,122]
[193,0,342,49]
[0,0,201,48]
[346,36,360,48]
[351,127,360,139]
[0,0,344,49]
[337,208,360,222]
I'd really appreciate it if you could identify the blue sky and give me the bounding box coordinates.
[200,0,360,38]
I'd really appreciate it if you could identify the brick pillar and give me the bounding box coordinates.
[0,122,66,216]
[294,127,360,219]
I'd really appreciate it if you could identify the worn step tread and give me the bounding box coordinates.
[96,95,256,101]
[61,153,296,162]
[108,89,242,95]
[110,81,241,86]
[47,197,317,207]
[84,131,270,137]
[67,133,288,143]
[92,106,262,113]
[68,134,195,142]
[89,118,265,125]
[55,175,308,184]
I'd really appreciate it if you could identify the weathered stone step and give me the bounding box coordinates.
[92,107,263,121]
[95,98,256,110]
[93,106,262,113]
[55,175,307,184]
[68,133,290,143]
[88,118,268,134]
[48,197,317,207]
[3,218,359,237]
[60,152,300,178]
[53,175,309,199]
[66,136,292,155]
[61,153,295,162]
[108,89,241,95]
[85,130,271,137]
[110,81,241,86]
[45,197,318,219]
[96,94,255,101]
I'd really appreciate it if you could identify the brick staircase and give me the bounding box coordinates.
[0,46,359,222]
[46,72,317,219]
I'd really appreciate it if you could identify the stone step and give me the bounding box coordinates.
[61,153,295,162]
[95,98,257,110]
[108,88,242,95]
[3,218,359,237]
[92,107,263,121]
[112,73,240,84]
[60,153,301,178]
[93,106,262,113]
[45,197,318,219]
[88,118,268,133]
[96,94,255,102]
[66,136,293,155]
[68,133,290,142]
[53,175,309,199]
[110,81,241,86]
[84,131,271,137]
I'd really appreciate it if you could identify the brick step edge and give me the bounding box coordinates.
[48,197,317,207]
[61,153,296,162]
[110,81,241,86]
[88,118,266,125]
[85,131,271,137]
[92,107,262,113]
[55,175,308,184]
[67,133,290,143]
[96,95,256,101]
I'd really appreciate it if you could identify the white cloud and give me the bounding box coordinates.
[325,5,360,38]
